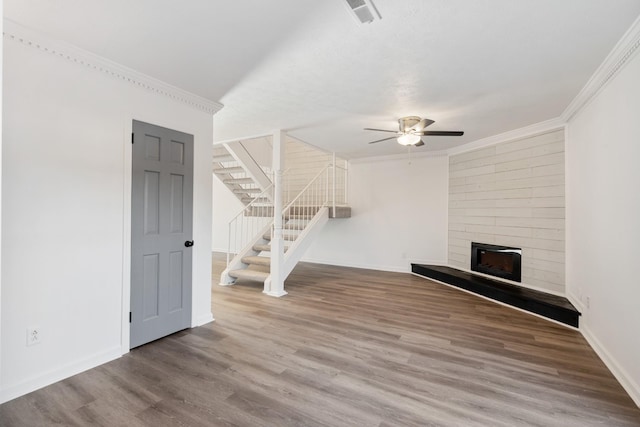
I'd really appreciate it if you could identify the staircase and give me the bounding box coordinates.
[213,143,272,205]
[219,163,350,295]
[226,213,314,284]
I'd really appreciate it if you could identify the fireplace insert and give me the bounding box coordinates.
[471,242,522,282]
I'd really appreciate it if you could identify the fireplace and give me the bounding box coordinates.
[471,242,522,282]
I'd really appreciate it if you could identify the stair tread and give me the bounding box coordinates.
[253,244,289,253]
[229,269,269,281]
[263,232,299,241]
[242,256,271,266]
[214,166,245,174]
[233,188,261,194]
[213,155,234,162]
[224,177,254,184]
[284,214,315,220]
[241,198,270,204]
[283,223,307,230]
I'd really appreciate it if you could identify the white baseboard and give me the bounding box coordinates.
[0,346,121,404]
[580,325,640,408]
[300,256,410,273]
[567,290,586,314]
[194,312,215,327]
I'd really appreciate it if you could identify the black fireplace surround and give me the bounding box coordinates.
[471,242,522,282]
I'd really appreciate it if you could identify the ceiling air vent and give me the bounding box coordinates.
[344,0,381,24]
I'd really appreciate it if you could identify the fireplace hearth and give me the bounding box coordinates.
[471,242,521,282]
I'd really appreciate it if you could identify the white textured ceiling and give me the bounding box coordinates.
[5,0,640,158]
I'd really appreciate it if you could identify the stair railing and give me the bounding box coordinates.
[278,165,331,245]
[224,157,348,275]
[226,184,274,267]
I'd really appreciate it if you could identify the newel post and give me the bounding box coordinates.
[265,130,287,297]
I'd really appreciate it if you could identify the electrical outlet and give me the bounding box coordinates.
[27,327,41,346]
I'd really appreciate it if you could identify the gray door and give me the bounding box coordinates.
[130,120,194,348]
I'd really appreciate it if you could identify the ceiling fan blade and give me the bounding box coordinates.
[415,140,425,147]
[363,128,399,133]
[410,118,435,132]
[419,131,464,136]
[368,136,397,144]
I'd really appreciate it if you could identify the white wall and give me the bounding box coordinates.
[1,25,215,403]
[448,130,566,294]
[211,174,245,252]
[284,139,346,203]
[566,48,640,405]
[302,154,449,272]
[0,3,4,388]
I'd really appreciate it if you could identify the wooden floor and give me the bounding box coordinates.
[1,253,639,426]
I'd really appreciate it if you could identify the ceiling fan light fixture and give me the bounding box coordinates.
[397,133,421,146]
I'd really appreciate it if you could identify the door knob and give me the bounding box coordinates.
[184,240,194,247]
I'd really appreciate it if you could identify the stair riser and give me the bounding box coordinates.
[262,234,299,242]
[241,256,271,266]
[213,155,235,163]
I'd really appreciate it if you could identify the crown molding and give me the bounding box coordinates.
[446,117,566,157]
[562,14,640,122]
[3,18,223,116]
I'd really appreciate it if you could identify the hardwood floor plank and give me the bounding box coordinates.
[1,253,639,426]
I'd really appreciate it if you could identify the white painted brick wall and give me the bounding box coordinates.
[448,129,565,293]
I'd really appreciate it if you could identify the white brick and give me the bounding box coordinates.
[448,222,466,231]
[523,278,564,293]
[463,216,496,225]
[450,146,496,164]
[466,188,533,200]
[451,153,504,172]
[532,163,564,177]
[493,208,533,218]
[532,228,565,240]
[493,168,532,181]
[500,236,564,252]
[449,192,466,201]
[449,230,471,240]
[525,258,565,275]
[493,226,533,238]
[493,175,564,191]
[450,184,467,194]
[495,152,564,172]
[465,224,497,235]
[465,233,497,244]
[449,199,496,209]
[450,164,495,179]
[449,238,470,250]
[494,130,563,154]
[532,208,565,218]
[494,197,564,208]
[531,249,564,263]
[532,185,565,197]
[449,252,467,264]
[449,177,466,186]
[465,208,496,217]
[465,173,497,184]
[496,217,564,229]
[448,131,565,294]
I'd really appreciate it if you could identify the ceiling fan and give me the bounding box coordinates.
[365,116,464,146]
